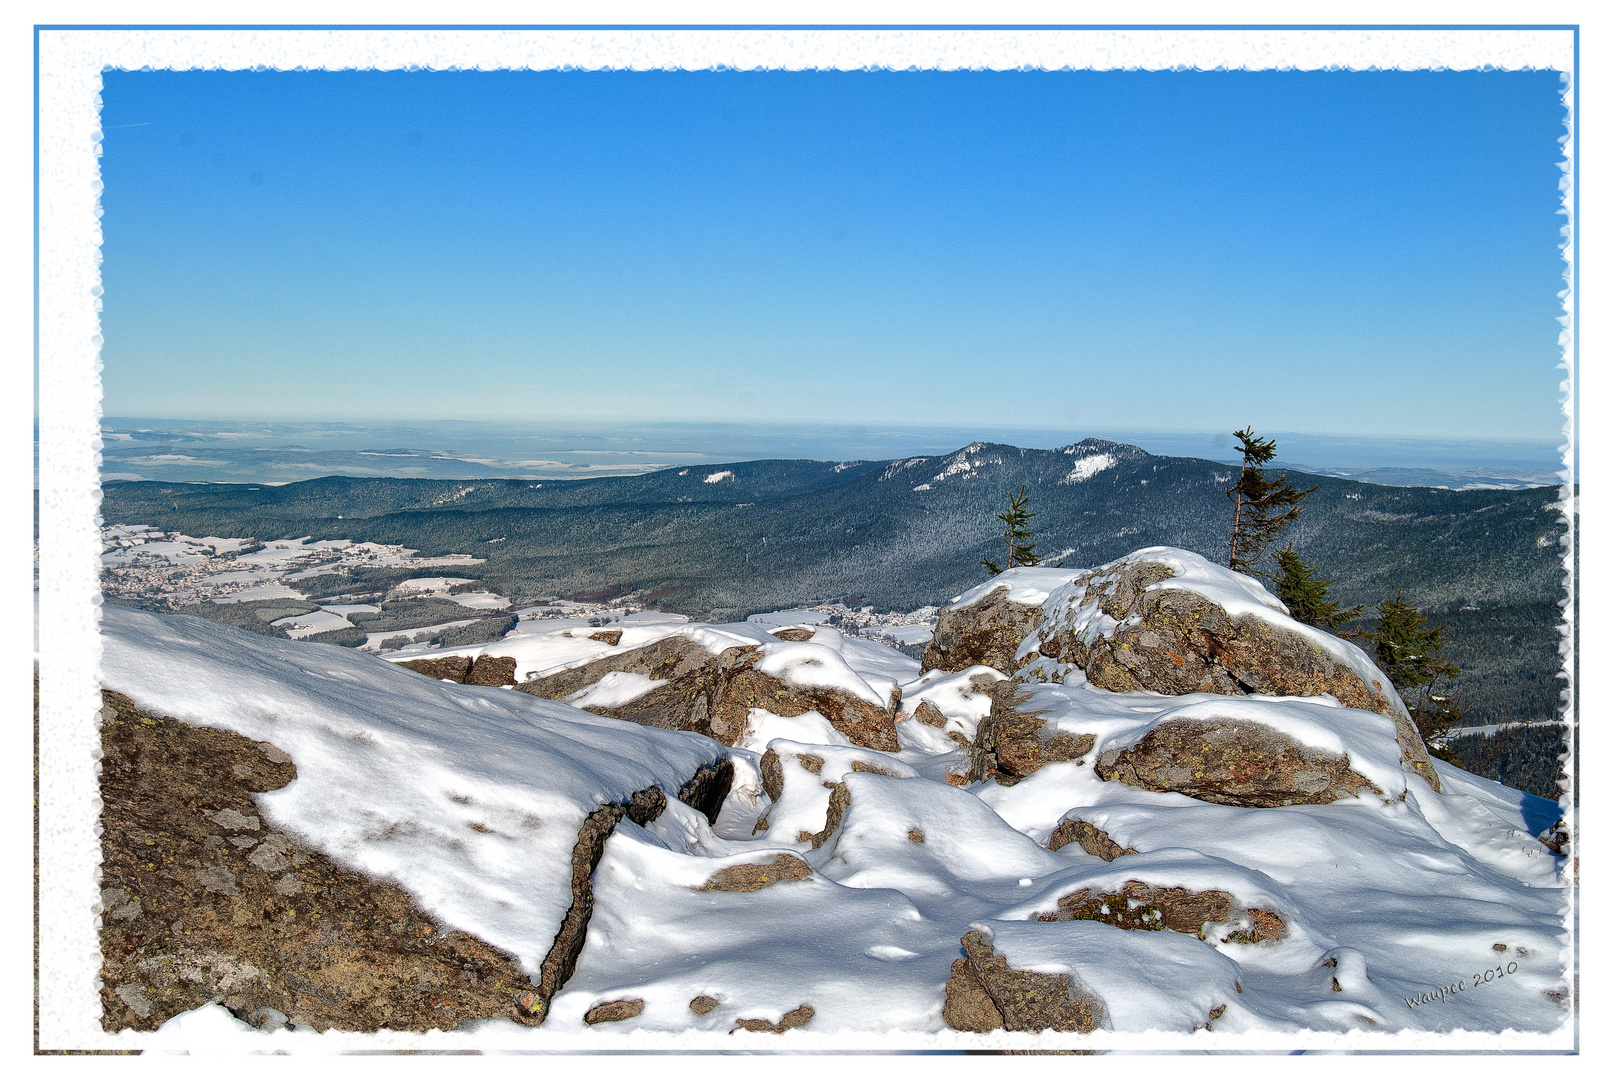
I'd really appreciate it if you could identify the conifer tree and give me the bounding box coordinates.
[1273,545,1363,630]
[1365,592,1465,763]
[1226,428,1316,578]
[982,485,1040,576]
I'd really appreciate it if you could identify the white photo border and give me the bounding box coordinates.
[35,24,1578,1053]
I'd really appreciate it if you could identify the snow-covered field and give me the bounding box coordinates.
[97,551,1572,1050]
[99,525,485,609]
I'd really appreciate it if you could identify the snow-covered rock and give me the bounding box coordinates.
[98,605,735,1026]
[516,626,901,751]
[921,567,1083,674]
[1028,548,1442,792]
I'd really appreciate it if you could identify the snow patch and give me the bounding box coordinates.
[1061,453,1116,483]
[948,566,1086,610]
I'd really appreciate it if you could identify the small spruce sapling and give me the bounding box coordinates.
[1273,545,1363,630]
[1226,428,1316,578]
[1365,592,1465,764]
[982,484,1041,577]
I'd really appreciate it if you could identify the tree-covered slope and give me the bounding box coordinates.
[101,439,1570,725]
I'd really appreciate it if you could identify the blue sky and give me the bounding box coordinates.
[99,70,1568,443]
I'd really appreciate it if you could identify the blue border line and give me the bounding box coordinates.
[32,27,40,495]
[31,23,1584,31]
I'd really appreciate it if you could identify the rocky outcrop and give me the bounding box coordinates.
[395,654,517,686]
[97,691,539,1033]
[99,688,732,1032]
[1094,718,1381,808]
[807,783,851,849]
[519,633,713,699]
[968,680,1094,786]
[1047,818,1137,861]
[519,636,899,751]
[525,786,671,1024]
[921,585,1044,674]
[396,654,474,682]
[943,930,1106,1033]
[942,957,1007,1032]
[464,655,518,686]
[1033,880,1286,944]
[677,759,736,825]
[1036,556,1441,792]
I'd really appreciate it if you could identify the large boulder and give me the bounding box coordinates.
[518,635,899,752]
[921,567,1081,674]
[1031,549,1440,792]
[1094,717,1381,808]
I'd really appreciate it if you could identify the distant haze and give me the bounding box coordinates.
[94,418,1565,489]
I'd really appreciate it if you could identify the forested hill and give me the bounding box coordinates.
[102,439,1569,724]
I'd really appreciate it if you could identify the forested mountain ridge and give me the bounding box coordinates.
[101,439,1569,725]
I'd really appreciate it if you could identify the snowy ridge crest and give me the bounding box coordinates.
[102,545,1570,1045]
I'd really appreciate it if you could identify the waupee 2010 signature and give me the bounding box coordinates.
[1406,959,1523,1009]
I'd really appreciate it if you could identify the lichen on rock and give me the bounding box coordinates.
[1033,879,1286,944]
[1094,717,1381,808]
[1046,818,1137,861]
[946,930,1106,1033]
[921,584,1044,674]
[968,679,1094,786]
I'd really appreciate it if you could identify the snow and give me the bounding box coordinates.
[565,671,667,711]
[391,576,476,595]
[703,470,734,483]
[899,666,1005,744]
[270,609,356,639]
[100,539,211,566]
[405,616,688,681]
[360,620,482,653]
[210,583,308,605]
[99,590,1570,1047]
[100,605,727,984]
[1061,453,1117,483]
[745,610,830,628]
[979,919,1244,1032]
[754,640,894,709]
[320,604,381,617]
[947,566,1086,610]
[444,591,511,610]
[864,623,933,646]
[931,451,994,483]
